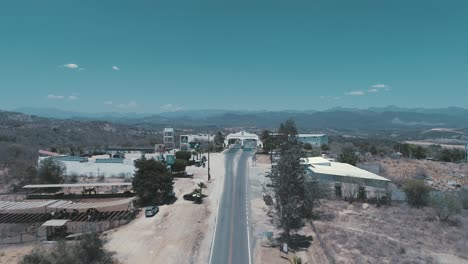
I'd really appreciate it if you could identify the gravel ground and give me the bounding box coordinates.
[105,153,225,264]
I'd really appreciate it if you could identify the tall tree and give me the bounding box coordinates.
[213,132,225,151]
[273,141,308,242]
[278,118,298,139]
[337,147,359,166]
[133,158,174,205]
[38,158,64,182]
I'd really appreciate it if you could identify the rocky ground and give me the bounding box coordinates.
[315,200,468,264]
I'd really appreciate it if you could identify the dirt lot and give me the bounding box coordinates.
[378,158,468,190]
[105,153,225,264]
[315,200,468,264]
[250,154,329,264]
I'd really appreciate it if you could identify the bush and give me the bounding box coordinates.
[21,233,115,264]
[172,159,187,173]
[430,192,462,222]
[403,179,431,207]
[461,187,468,209]
[175,151,192,161]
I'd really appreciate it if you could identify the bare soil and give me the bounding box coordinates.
[315,200,468,264]
[105,153,225,264]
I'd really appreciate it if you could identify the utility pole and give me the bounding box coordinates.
[208,134,211,182]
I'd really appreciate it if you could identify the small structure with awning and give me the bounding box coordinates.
[42,219,69,241]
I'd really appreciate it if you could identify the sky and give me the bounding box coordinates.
[0,0,467,113]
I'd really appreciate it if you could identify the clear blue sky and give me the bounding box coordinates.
[1,0,467,113]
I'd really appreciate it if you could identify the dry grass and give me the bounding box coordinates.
[378,158,468,190]
[315,200,468,264]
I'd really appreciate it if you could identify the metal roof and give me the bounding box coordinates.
[305,158,390,182]
[95,158,124,164]
[23,183,132,189]
[41,219,69,227]
[0,200,58,211]
[46,197,137,210]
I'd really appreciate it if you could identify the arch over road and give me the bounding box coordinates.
[225,131,262,148]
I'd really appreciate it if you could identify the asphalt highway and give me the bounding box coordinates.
[210,147,252,264]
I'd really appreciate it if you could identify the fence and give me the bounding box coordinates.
[310,220,336,264]
[0,217,132,245]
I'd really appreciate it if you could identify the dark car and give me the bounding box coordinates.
[145,206,159,217]
[183,192,201,201]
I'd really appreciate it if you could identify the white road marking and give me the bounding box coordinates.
[246,156,253,264]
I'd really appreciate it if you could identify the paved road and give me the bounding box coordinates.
[210,147,252,264]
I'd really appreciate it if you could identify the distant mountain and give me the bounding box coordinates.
[8,106,468,131]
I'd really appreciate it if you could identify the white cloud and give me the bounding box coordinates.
[117,100,138,109]
[62,63,79,69]
[368,88,379,93]
[68,95,79,101]
[160,104,182,112]
[112,66,120,71]
[345,90,365,96]
[372,84,389,89]
[47,94,64,100]
[104,100,113,105]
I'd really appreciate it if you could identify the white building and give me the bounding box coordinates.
[163,128,175,149]
[38,153,167,178]
[225,131,262,148]
[304,157,390,189]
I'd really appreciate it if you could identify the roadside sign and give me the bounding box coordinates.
[166,155,175,165]
[282,243,288,253]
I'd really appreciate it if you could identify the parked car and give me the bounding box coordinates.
[183,192,201,201]
[145,206,159,217]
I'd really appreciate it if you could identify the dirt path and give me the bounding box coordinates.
[106,153,225,264]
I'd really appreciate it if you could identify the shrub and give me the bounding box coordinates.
[402,179,431,207]
[430,192,462,222]
[21,233,115,264]
[172,159,187,173]
[175,151,192,161]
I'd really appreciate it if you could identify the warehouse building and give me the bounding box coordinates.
[304,157,391,189]
[297,134,328,147]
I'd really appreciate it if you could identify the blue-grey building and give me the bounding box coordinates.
[297,134,328,146]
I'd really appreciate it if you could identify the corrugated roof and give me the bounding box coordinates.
[95,158,124,164]
[307,160,390,182]
[41,219,69,227]
[298,134,326,137]
[0,200,58,211]
[46,197,137,210]
[23,183,132,189]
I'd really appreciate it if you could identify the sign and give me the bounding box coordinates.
[166,155,175,165]
[282,243,288,253]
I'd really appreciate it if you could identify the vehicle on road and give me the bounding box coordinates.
[145,206,159,217]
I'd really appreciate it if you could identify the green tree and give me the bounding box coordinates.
[403,179,431,208]
[37,159,65,192]
[20,233,115,264]
[278,118,298,138]
[413,146,427,160]
[303,143,312,150]
[213,132,225,151]
[133,158,174,205]
[273,141,308,242]
[337,147,359,166]
[320,144,330,152]
[175,151,192,161]
[172,159,187,173]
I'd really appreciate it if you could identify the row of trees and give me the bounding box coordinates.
[395,143,466,162]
